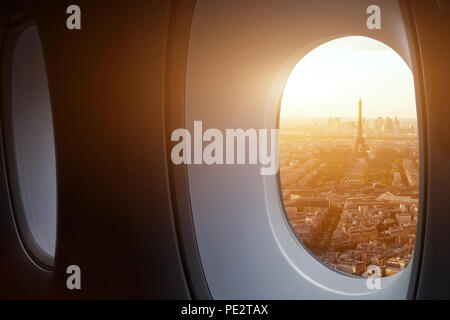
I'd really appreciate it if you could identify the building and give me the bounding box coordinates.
[403,159,419,187]
[375,117,384,133]
[384,117,394,135]
[393,171,402,187]
[394,116,400,136]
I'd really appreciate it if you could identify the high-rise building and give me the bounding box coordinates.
[384,117,394,135]
[394,116,400,136]
[328,117,341,132]
[375,117,384,133]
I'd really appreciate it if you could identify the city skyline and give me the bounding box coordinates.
[280,116,418,132]
[280,98,418,278]
[280,115,418,121]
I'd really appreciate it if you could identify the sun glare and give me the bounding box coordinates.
[280,36,416,120]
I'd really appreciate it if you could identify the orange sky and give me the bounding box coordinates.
[280,36,417,119]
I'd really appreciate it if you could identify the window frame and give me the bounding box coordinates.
[274,33,427,298]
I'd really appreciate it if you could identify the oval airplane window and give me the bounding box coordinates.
[2,23,57,268]
[279,36,418,278]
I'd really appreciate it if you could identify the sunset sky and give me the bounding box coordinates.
[280,36,417,119]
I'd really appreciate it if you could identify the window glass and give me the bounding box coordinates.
[11,25,57,260]
[280,36,418,277]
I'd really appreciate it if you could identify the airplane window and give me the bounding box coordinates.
[4,24,57,266]
[279,36,418,278]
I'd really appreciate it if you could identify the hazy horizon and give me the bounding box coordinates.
[280,115,417,120]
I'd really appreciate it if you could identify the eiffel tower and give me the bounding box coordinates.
[354,98,366,154]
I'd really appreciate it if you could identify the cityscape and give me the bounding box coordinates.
[280,99,419,278]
